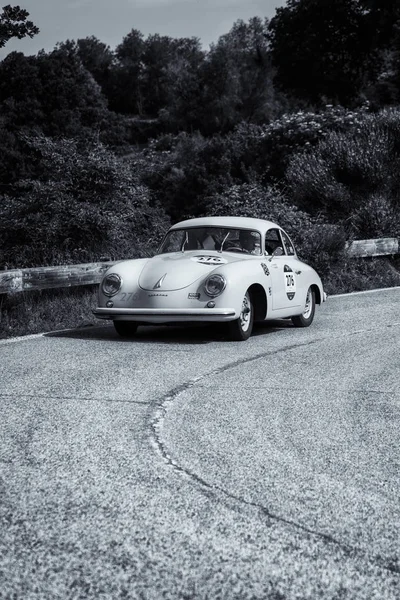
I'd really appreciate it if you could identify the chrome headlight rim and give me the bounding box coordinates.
[101,273,122,297]
[204,274,227,297]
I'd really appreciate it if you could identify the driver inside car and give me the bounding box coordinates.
[226,230,260,254]
[238,230,262,254]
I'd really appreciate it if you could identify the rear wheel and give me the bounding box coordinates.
[113,321,139,337]
[291,287,315,327]
[227,290,254,341]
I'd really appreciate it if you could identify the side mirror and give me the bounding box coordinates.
[268,246,284,260]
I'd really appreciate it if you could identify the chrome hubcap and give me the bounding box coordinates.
[240,293,251,331]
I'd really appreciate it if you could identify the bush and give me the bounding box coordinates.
[138,132,236,220]
[323,257,400,295]
[203,181,347,275]
[227,103,373,182]
[0,135,170,268]
[137,104,376,223]
[286,108,400,237]
[0,286,99,339]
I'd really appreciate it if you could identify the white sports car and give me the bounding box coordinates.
[93,216,326,341]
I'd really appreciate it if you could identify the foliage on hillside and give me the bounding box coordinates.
[0,136,169,267]
[0,1,400,284]
[203,182,347,274]
[286,108,400,238]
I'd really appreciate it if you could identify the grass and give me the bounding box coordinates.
[323,256,400,296]
[0,258,399,339]
[0,286,100,340]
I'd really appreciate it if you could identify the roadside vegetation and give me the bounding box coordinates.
[0,287,99,339]
[1,1,400,337]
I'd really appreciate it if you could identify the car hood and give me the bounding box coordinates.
[138,252,241,291]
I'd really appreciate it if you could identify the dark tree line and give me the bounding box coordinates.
[267,0,400,107]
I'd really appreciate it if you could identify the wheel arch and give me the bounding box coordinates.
[311,283,322,305]
[248,283,267,321]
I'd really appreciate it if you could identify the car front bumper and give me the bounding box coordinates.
[93,307,237,324]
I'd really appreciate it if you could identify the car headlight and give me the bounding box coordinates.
[101,273,122,296]
[204,274,226,297]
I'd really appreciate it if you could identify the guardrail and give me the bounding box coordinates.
[0,262,115,294]
[345,237,398,258]
[0,238,398,294]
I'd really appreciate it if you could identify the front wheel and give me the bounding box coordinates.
[113,320,139,338]
[292,287,315,327]
[226,291,254,341]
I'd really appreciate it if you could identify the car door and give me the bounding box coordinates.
[266,228,301,310]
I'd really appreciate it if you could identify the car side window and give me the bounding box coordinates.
[265,229,285,255]
[281,231,296,256]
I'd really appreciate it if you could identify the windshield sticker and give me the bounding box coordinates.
[284,265,296,300]
[191,255,227,265]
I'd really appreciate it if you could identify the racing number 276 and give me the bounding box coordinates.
[286,274,294,287]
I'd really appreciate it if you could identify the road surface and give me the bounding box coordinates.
[0,288,399,599]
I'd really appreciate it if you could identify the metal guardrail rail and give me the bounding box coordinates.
[0,238,398,294]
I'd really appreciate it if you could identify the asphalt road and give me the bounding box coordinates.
[0,288,399,599]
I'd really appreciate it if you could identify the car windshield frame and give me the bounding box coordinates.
[157,226,263,256]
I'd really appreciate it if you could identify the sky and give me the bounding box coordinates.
[0,0,286,59]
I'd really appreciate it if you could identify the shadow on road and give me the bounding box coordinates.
[45,320,292,344]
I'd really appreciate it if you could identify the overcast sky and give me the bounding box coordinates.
[0,0,286,59]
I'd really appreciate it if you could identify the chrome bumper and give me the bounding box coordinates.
[93,307,236,323]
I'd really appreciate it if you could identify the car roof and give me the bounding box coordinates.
[170,216,280,233]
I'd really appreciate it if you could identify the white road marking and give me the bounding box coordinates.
[330,286,400,298]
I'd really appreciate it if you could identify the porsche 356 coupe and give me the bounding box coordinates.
[93,216,326,341]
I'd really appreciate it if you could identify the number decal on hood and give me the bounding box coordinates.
[191,255,227,265]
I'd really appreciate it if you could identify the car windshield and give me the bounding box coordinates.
[158,227,262,255]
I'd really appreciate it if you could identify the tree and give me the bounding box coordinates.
[199,17,278,134]
[361,0,400,49]
[267,0,370,105]
[113,29,145,114]
[0,44,108,136]
[141,34,205,120]
[154,36,205,131]
[0,4,38,48]
[75,36,115,97]
[360,0,400,106]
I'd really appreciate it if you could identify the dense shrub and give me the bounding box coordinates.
[203,181,347,275]
[230,103,373,182]
[0,135,170,268]
[323,257,400,295]
[137,132,237,220]
[137,104,376,223]
[286,108,400,237]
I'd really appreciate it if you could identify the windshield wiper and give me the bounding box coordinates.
[181,231,189,252]
[219,231,230,253]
